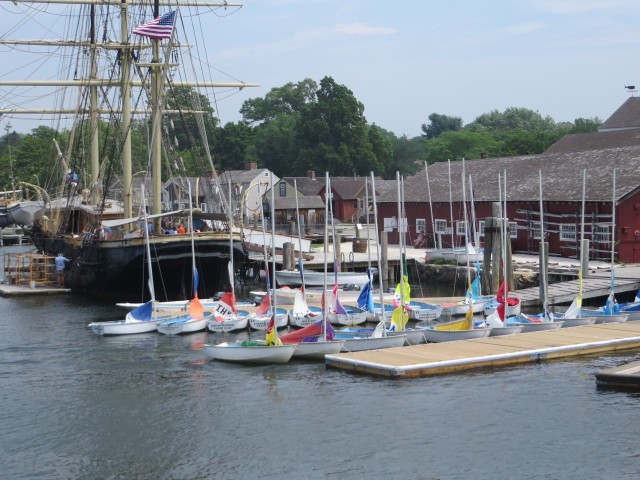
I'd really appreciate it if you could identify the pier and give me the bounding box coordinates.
[515,266,640,308]
[325,321,640,379]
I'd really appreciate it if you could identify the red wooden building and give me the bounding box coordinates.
[375,97,640,264]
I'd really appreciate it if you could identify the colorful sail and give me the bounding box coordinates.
[468,276,481,301]
[255,292,271,316]
[357,279,374,313]
[330,282,347,315]
[390,306,409,331]
[215,291,237,316]
[188,267,204,320]
[280,319,334,343]
[563,269,583,318]
[393,275,411,307]
[265,315,282,346]
[496,280,506,321]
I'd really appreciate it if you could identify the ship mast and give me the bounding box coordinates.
[0,0,256,223]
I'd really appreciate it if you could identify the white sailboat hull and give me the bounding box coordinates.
[489,325,524,336]
[248,309,289,330]
[421,327,491,343]
[203,342,295,364]
[157,314,211,335]
[326,310,368,326]
[340,334,407,352]
[275,270,369,288]
[291,340,345,360]
[561,317,596,328]
[591,314,629,324]
[89,320,158,336]
[517,321,564,332]
[288,306,324,328]
[207,310,251,333]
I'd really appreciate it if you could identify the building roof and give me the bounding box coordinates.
[544,129,640,154]
[599,96,640,132]
[273,195,325,210]
[283,177,324,196]
[219,168,272,186]
[381,146,640,206]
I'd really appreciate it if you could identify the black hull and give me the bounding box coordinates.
[31,233,245,302]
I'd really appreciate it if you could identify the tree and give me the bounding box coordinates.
[570,117,601,134]
[421,113,463,139]
[240,79,318,124]
[466,107,555,132]
[294,76,376,176]
[425,130,503,163]
[211,122,255,171]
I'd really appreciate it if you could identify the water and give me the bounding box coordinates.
[2,247,640,479]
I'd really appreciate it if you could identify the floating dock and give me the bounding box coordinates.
[325,321,640,379]
[595,359,640,389]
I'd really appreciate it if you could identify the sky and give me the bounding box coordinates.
[2,0,640,137]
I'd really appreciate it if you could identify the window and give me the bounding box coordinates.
[531,221,541,240]
[593,224,610,243]
[456,220,468,237]
[383,217,396,232]
[200,203,208,213]
[509,221,518,239]
[416,218,426,234]
[560,224,577,241]
[435,219,447,234]
[398,217,408,233]
[279,182,286,197]
[479,220,485,237]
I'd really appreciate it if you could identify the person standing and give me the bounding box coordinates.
[55,253,71,288]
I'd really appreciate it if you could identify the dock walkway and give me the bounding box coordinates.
[325,321,640,379]
[516,266,640,307]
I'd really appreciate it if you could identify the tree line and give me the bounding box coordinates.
[0,76,600,191]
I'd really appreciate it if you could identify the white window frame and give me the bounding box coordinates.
[560,224,577,241]
[593,224,611,243]
[509,221,518,239]
[383,217,396,232]
[478,220,485,237]
[456,220,467,237]
[200,203,208,213]
[416,218,426,234]
[531,221,541,240]
[434,219,447,234]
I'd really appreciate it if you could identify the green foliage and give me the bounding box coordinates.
[240,79,318,124]
[426,130,503,163]
[466,107,556,132]
[421,113,463,139]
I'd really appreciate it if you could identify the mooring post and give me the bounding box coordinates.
[381,230,389,287]
[539,241,549,301]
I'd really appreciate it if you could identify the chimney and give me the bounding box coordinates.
[307,170,316,179]
[244,162,257,171]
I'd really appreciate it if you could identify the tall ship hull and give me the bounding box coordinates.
[31,231,244,301]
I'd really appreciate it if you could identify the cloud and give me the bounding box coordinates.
[219,22,396,60]
[530,0,636,15]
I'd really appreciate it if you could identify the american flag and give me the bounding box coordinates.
[133,11,176,39]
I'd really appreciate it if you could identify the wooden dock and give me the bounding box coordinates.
[515,267,640,307]
[325,321,640,379]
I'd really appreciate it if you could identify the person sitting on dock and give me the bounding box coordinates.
[55,253,71,288]
[413,230,426,248]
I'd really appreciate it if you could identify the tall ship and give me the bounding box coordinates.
[0,0,256,301]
